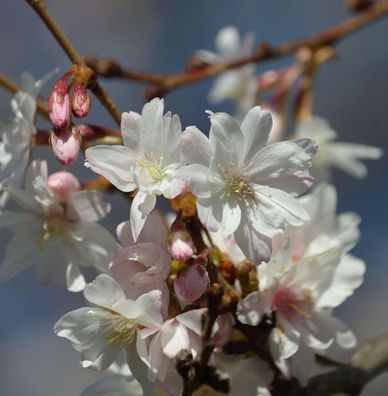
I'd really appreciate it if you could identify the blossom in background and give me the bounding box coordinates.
[85,97,186,240]
[196,26,257,118]
[237,244,361,383]
[0,160,118,291]
[82,373,143,396]
[110,211,171,316]
[0,71,56,207]
[295,116,383,181]
[181,106,317,264]
[54,274,163,372]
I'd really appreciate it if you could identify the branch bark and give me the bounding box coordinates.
[86,1,388,99]
[25,0,122,126]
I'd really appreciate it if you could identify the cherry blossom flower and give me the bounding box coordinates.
[85,98,186,240]
[237,244,361,382]
[137,309,206,384]
[54,274,163,371]
[181,106,317,264]
[196,26,257,118]
[0,70,56,207]
[0,160,118,291]
[295,116,383,181]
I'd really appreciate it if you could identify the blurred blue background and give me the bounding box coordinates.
[0,1,387,395]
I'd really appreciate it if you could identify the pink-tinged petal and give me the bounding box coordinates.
[84,273,125,307]
[85,145,136,192]
[47,171,80,203]
[135,289,164,330]
[240,106,272,162]
[67,190,110,222]
[116,210,168,247]
[50,126,81,166]
[181,126,212,166]
[130,191,157,241]
[174,264,209,304]
[121,111,141,151]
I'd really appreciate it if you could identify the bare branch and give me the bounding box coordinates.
[25,0,122,126]
[86,1,388,99]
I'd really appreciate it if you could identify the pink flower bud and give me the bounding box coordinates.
[50,126,81,165]
[72,83,91,118]
[174,263,210,304]
[168,232,194,261]
[48,79,71,129]
[47,171,81,203]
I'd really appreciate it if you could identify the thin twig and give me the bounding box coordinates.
[0,72,49,118]
[25,0,122,126]
[86,0,388,98]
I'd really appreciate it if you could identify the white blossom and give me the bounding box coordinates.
[295,116,383,181]
[0,71,56,207]
[196,26,257,118]
[85,98,186,240]
[181,106,317,264]
[237,244,360,382]
[0,160,118,291]
[54,274,163,371]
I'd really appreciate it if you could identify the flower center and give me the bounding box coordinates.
[227,175,253,200]
[105,315,138,347]
[138,155,166,182]
[38,214,69,250]
[271,286,313,321]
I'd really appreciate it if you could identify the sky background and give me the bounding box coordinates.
[0,1,388,395]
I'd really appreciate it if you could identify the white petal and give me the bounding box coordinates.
[234,219,272,264]
[0,231,37,281]
[130,192,157,241]
[121,111,141,151]
[179,164,224,199]
[66,260,86,292]
[208,111,245,170]
[246,140,316,196]
[316,254,365,309]
[81,375,143,396]
[325,142,383,178]
[241,106,272,162]
[215,26,240,59]
[85,145,136,192]
[181,126,212,166]
[221,197,241,235]
[67,190,111,222]
[237,292,269,326]
[84,273,126,307]
[176,308,207,335]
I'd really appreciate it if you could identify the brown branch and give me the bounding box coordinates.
[25,0,122,126]
[270,333,388,396]
[0,72,49,118]
[86,0,388,98]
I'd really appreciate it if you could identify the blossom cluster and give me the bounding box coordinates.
[0,26,383,396]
